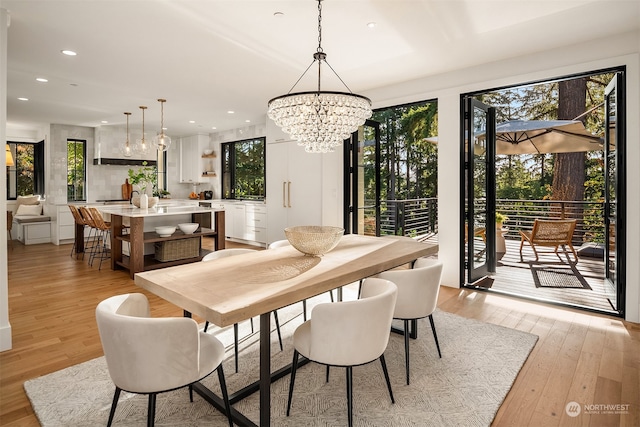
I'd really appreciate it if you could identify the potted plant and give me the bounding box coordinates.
[495,212,509,229]
[495,212,509,257]
[127,162,158,208]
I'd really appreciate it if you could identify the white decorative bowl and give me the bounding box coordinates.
[284,226,344,256]
[155,226,176,237]
[132,196,158,208]
[178,223,199,234]
[203,149,214,155]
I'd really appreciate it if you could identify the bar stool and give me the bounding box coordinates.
[78,206,99,263]
[87,207,111,270]
[68,205,88,258]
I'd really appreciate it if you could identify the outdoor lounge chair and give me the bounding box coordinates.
[519,219,578,263]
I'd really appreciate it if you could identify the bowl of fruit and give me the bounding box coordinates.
[189,191,200,200]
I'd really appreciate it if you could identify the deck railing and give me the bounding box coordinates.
[368,198,605,245]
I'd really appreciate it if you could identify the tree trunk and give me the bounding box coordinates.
[552,78,587,202]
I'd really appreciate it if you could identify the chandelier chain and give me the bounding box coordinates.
[317,0,323,53]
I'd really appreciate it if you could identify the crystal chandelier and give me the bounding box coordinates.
[152,99,171,152]
[267,0,372,153]
[121,112,133,157]
[136,105,150,155]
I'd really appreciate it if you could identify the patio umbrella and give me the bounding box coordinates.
[476,120,603,155]
[425,120,604,155]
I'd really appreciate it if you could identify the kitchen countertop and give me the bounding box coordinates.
[99,203,222,218]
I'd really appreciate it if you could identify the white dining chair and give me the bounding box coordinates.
[202,248,283,373]
[95,293,232,427]
[268,239,333,319]
[375,257,443,384]
[286,278,398,427]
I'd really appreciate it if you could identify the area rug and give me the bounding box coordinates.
[532,264,592,289]
[24,295,538,427]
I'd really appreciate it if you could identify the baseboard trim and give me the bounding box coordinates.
[0,323,12,352]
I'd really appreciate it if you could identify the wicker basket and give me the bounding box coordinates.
[154,237,200,262]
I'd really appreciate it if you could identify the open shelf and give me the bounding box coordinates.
[115,248,214,272]
[116,227,217,243]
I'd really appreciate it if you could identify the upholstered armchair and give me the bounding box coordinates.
[376,257,444,384]
[286,278,398,427]
[95,293,232,427]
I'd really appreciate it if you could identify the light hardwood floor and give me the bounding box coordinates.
[1,239,638,426]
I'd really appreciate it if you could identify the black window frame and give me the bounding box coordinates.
[221,137,266,201]
[6,140,45,199]
[67,138,87,202]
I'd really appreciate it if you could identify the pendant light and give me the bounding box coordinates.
[152,99,171,152]
[267,0,372,153]
[121,112,133,157]
[136,106,150,155]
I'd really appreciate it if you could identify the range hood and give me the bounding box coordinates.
[94,126,158,166]
[93,157,157,166]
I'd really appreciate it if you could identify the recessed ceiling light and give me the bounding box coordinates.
[211,126,217,130]
[367,22,376,28]
[17,97,28,101]
[245,120,251,123]
[61,50,77,56]
[70,83,78,87]
[101,121,109,124]
[274,12,284,17]
[227,111,235,114]
[189,120,195,124]
[36,77,48,83]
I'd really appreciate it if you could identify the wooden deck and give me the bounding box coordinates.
[488,238,615,313]
[422,234,616,314]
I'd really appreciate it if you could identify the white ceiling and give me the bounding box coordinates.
[4,0,639,138]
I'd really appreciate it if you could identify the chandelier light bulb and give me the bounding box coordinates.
[152,99,171,152]
[121,112,133,157]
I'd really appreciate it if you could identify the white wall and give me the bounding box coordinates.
[1,8,11,351]
[367,30,640,322]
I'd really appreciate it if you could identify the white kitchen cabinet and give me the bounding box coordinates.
[266,116,344,243]
[245,204,267,244]
[221,202,246,240]
[266,140,323,243]
[45,204,75,245]
[179,134,211,184]
[231,203,246,240]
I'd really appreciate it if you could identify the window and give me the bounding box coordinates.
[6,141,45,199]
[156,149,167,195]
[67,139,86,201]
[221,137,265,200]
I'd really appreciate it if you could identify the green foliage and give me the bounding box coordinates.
[495,212,509,223]
[16,144,35,196]
[372,101,438,202]
[127,161,157,194]
[232,139,265,199]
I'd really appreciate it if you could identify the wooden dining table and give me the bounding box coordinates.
[134,233,438,426]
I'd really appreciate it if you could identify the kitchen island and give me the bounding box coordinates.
[99,203,225,278]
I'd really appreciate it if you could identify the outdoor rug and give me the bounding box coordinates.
[24,297,538,427]
[532,264,592,289]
